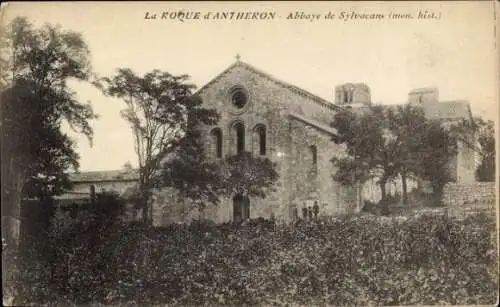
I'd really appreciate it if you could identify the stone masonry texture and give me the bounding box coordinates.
[442,182,496,218]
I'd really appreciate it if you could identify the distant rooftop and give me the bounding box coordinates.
[69,169,139,182]
[423,100,471,120]
[409,87,438,94]
[384,100,471,121]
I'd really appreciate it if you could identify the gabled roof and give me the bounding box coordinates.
[289,112,337,136]
[196,60,341,112]
[69,169,139,182]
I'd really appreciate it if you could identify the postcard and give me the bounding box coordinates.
[1,1,498,306]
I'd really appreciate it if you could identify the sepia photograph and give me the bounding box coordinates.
[1,1,498,306]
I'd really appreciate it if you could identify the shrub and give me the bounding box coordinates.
[17,212,498,306]
[17,192,127,305]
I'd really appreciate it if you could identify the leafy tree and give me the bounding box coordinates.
[0,16,97,304]
[452,117,495,182]
[159,138,279,217]
[122,161,134,170]
[386,104,428,204]
[332,104,459,208]
[85,191,127,229]
[217,152,279,199]
[417,120,457,198]
[102,69,219,224]
[158,118,222,212]
[331,105,400,212]
[1,16,97,240]
[0,23,11,89]
[474,119,495,182]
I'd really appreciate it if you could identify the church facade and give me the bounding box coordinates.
[152,60,361,225]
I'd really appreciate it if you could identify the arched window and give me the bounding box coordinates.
[253,125,266,156]
[232,122,245,155]
[309,145,318,166]
[210,128,223,158]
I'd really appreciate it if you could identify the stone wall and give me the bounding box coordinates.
[42,179,140,233]
[456,138,477,183]
[70,180,138,196]
[442,182,496,217]
[287,117,357,217]
[362,177,419,204]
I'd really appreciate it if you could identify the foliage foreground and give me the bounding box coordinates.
[15,212,499,306]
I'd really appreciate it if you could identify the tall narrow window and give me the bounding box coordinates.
[89,184,96,201]
[233,122,245,155]
[211,128,223,158]
[258,127,266,155]
[310,145,318,166]
[253,125,266,156]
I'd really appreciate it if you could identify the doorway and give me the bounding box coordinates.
[233,194,250,223]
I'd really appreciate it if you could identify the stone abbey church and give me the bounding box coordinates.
[63,59,476,226]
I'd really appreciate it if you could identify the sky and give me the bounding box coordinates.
[2,1,497,171]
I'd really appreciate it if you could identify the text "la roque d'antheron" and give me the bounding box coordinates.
[144,11,278,22]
